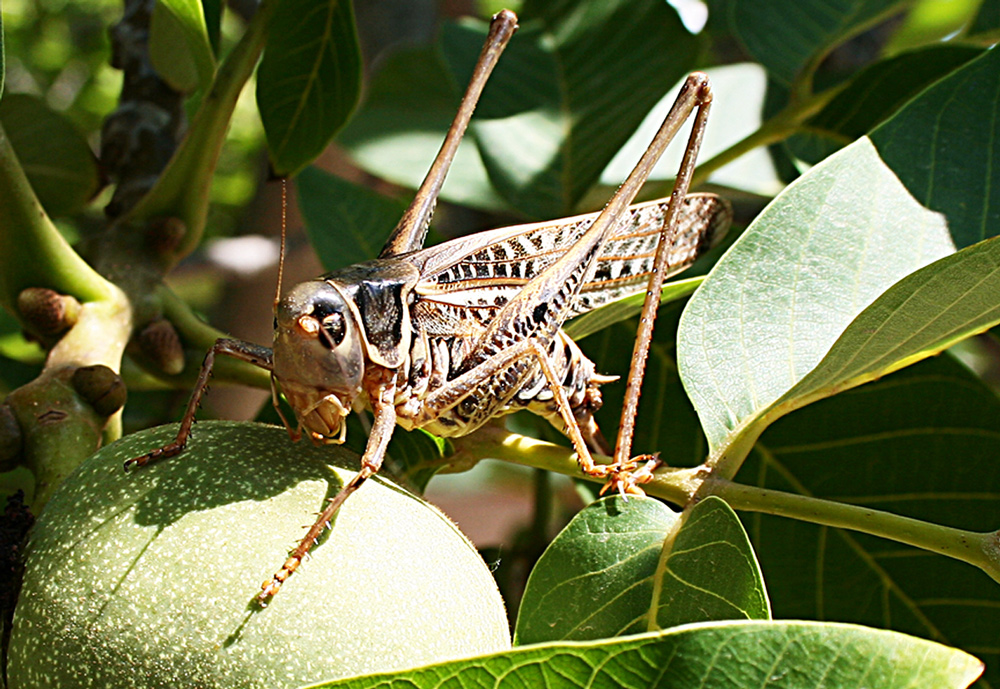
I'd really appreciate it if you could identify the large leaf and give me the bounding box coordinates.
[787,44,983,165]
[601,63,782,197]
[778,233,1000,411]
[515,496,678,643]
[742,354,1000,687]
[515,496,768,645]
[296,166,405,272]
[679,138,954,451]
[717,0,907,87]
[149,0,215,93]
[564,276,703,342]
[654,497,769,629]
[0,94,102,217]
[442,0,701,219]
[872,45,1000,249]
[257,0,362,176]
[970,0,1000,34]
[315,621,982,689]
[716,232,1000,463]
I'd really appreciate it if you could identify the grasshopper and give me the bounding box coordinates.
[127,9,731,603]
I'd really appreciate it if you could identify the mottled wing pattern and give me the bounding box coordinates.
[408,193,731,324]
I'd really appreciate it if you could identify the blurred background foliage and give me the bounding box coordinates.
[2,0,1000,661]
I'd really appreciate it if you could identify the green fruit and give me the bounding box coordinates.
[8,422,510,688]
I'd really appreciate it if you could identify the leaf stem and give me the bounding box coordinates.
[708,478,1000,584]
[449,426,704,511]
[451,427,1000,584]
[689,81,845,189]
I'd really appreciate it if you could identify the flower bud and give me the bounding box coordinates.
[138,319,185,376]
[17,288,81,337]
[71,365,127,417]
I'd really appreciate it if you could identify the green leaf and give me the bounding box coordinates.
[202,0,222,53]
[564,276,703,341]
[743,355,1000,686]
[601,63,783,198]
[515,496,678,644]
[969,0,1000,35]
[296,166,405,272]
[655,497,770,629]
[257,0,362,176]
[871,45,1000,248]
[778,233,1000,412]
[443,0,701,218]
[316,621,983,689]
[718,0,906,87]
[788,44,983,165]
[885,0,981,52]
[514,496,767,645]
[149,0,216,93]
[338,43,505,212]
[383,426,450,495]
[0,94,102,217]
[679,137,954,452]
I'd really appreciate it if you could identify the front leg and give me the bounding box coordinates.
[258,382,397,603]
[124,338,273,470]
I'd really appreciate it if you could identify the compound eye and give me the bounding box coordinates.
[319,311,346,348]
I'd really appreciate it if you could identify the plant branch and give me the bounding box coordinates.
[448,425,704,508]
[687,80,846,190]
[709,478,1000,584]
[450,426,1000,584]
[0,124,118,314]
[7,298,132,511]
[0,123,133,512]
[122,0,280,268]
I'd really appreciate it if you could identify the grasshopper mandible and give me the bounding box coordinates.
[127,9,731,603]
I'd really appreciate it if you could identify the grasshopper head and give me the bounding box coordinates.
[272,280,365,443]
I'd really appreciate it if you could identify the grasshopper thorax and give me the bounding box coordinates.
[272,280,365,443]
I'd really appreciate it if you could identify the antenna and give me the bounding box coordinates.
[274,177,288,311]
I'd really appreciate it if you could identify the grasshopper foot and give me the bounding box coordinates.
[598,453,662,499]
[123,441,186,471]
[257,556,301,605]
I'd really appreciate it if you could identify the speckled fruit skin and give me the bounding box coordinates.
[8,422,510,688]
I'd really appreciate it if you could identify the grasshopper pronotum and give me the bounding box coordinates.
[127,9,731,603]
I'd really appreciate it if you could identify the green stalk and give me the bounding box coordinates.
[711,478,1000,584]
[8,297,132,510]
[449,426,702,508]
[688,80,847,190]
[158,286,271,389]
[0,119,131,512]
[451,427,1000,583]
[123,0,281,268]
[0,123,118,313]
